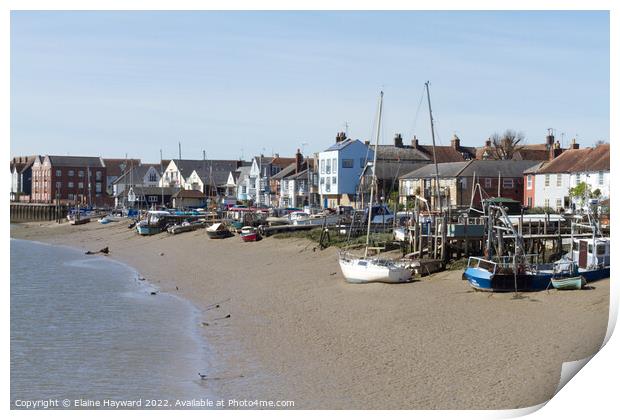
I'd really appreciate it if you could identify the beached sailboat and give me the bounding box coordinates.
[136,210,170,235]
[338,91,412,284]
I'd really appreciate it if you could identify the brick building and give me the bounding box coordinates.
[31,155,109,206]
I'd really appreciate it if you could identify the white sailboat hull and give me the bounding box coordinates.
[339,256,412,284]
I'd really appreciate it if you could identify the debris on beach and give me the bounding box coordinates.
[84,246,110,255]
[160,252,165,256]
[150,291,157,296]
[213,314,231,321]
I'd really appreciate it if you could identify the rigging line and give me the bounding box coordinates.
[410,84,426,138]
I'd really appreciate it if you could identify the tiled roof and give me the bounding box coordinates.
[46,156,105,168]
[270,157,297,167]
[374,145,431,162]
[414,145,476,163]
[400,161,472,179]
[103,158,141,177]
[173,159,243,179]
[325,138,366,152]
[459,160,543,178]
[533,145,610,174]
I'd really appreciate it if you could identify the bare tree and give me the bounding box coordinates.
[595,139,608,147]
[489,129,525,160]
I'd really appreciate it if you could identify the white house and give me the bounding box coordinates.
[523,143,609,212]
[318,133,373,209]
[112,164,162,208]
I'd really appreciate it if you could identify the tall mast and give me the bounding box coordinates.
[160,149,164,207]
[425,81,442,213]
[365,90,383,257]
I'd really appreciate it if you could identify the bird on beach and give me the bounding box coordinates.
[198,372,208,380]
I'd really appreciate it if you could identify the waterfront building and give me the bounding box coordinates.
[10,155,38,202]
[111,163,164,208]
[523,142,609,212]
[31,155,109,206]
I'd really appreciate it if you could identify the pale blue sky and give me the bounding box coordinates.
[11,11,609,162]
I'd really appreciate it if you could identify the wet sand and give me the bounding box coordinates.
[10,220,609,409]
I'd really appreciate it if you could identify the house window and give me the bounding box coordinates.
[325,181,331,192]
[556,174,562,187]
[96,171,102,181]
[502,179,514,188]
[148,196,158,202]
[485,178,492,188]
[527,197,532,207]
[149,173,157,182]
[326,159,331,175]
[96,183,102,193]
[320,176,325,185]
[68,170,74,177]
[332,158,337,174]
[556,199,562,210]
[544,174,550,187]
[56,182,62,189]
[241,186,246,194]
[78,170,84,178]
[68,193,74,200]
[544,198,550,208]
[320,159,325,174]
[599,171,604,186]
[56,170,62,177]
[575,173,581,184]
[527,175,532,190]
[342,159,354,168]
[332,176,337,185]
[78,182,84,189]
[68,182,74,188]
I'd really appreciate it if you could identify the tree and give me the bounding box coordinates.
[489,129,525,160]
[569,181,591,208]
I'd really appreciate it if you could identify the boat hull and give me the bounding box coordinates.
[552,276,586,290]
[241,232,259,242]
[463,266,609,292]
[339,257,411,284]
[207,230,231,239]
[136,225,161,235]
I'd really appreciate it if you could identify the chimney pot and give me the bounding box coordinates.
[485,137,492,147]
[364,140,370,146]
[411,135,419,149]
[394,133,403,148]
[570,139,579,150]
[451,134,461,150]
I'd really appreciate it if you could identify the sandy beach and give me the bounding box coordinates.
[10,220,609,410]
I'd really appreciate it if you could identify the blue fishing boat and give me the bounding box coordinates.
[136,210,170,236]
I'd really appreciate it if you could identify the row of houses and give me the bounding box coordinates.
[10,131,610,212]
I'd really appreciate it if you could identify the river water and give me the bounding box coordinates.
[10,239,214,409]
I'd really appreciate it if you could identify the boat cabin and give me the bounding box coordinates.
[571,238,610,269]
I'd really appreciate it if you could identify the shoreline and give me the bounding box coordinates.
[10,220,610,409]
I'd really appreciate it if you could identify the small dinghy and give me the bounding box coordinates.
[552,276,587,290]
[240,226,260,242]
[98,217,112,224]
[206,223,232,239]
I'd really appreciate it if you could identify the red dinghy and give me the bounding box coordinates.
[240,226,260,242]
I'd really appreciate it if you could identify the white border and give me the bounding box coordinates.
[3,1,617,419]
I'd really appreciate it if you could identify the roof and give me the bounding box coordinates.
[533,144,610,174]
[459,160,543,178]
[173,159,243,179]
[476,142,553,160]
[325,138,367,152]
[270,156,297,167]
[400,161,472,179]
[374,145,430,162]
[113,164,159,185]
[172,189,206,199]
[45,156,105,168]
[413,145,476,163]
[272,163,298,180]
[365,162,428,181]
[10,155,38,174]
[103,158,141,177]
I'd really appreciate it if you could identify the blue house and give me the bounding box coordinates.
[318,132,373,209]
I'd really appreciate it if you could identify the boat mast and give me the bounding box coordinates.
[160,149,164,208]
[365,90,384,257]
[424,81,442,213]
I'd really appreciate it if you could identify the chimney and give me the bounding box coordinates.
[295,148,303,173]
[549,141,563,160]
[335,131,346,143]
[411,135,419,149]
[394,133,403,148]
[485,137,492,147]
[570,138,579,150]
[364,140,370,146]
[546,128,555,150]
[274,153,280,158]
[451,134,461,150]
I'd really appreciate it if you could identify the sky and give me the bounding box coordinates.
[10,11,610,163]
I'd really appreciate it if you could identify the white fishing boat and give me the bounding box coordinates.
[337,91,412,284]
